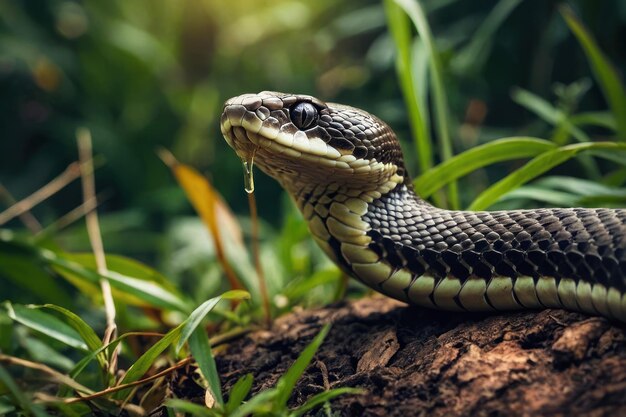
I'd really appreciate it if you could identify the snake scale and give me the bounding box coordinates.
[221,91,626,322]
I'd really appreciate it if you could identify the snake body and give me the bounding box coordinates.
[221,91,626,322]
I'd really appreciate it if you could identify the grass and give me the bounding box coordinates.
[1,1,626,415]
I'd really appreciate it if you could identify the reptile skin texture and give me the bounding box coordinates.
[220,91,626,321]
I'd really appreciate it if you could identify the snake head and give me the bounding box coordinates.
[220,91,408,192]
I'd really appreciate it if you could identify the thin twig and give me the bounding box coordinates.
[247,192,271,328]
[63,357,193,404]
[0,354,93,395]
[76,128,117,373]
[0,162,82,226]
[37,192,110,236]
[0,183,42,233]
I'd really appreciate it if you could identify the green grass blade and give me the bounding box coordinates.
[189,328,223,406]
[113,324,183,399]
[274,324,331,411]
[560,6,626,138]
[384,0,432,173]
[496,186,579,206]
[289,387,364,417]
[37,305,104,367]
[451,0,522,75]
[414,137,556,197]
[393,0,458,209]
[165,399,218,416]
[175,290,249,354]
[43,251,192,312]
[511,87,589,142]
[467,142,626,210]
[5,303,88,351]
[0,365,51,417]
[225,374,254,414]
[569,111,617,131]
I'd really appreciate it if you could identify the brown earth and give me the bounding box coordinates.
[211,296,626,417]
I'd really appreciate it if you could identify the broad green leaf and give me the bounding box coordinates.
[392,0,458,209]
[5,303,87,351]
[274,324,331,410]
[414,137,555,197]
[561,6,626,138]
[30,304,106,373]
[44,251,191,312]
[37,304,103,359]
[468,142,626,210]
[189,329,222,405]
[290,387,364,417]
[225,374,254,414]
[19,336,75,372]
[0,239,72,306]
[64,253,175,290]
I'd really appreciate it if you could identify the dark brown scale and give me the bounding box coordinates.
[364,184,626,292]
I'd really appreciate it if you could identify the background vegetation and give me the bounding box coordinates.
[1,0,625,415]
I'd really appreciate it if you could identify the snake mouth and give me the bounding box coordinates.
[220,102,363,171]
[220,92,405,189]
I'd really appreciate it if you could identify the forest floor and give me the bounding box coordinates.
[186,296,626,416]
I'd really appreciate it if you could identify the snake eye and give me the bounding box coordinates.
[290,102,318,130]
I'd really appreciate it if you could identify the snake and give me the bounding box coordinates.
[220,91,626,322]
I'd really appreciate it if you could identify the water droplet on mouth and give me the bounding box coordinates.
[241,147,258,194]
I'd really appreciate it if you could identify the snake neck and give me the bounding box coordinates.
[291,177,626,321]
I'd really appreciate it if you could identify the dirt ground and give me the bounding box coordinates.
[211,296,626,416]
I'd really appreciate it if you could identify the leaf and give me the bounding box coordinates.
[414,137,556,197]
[569,111,617,131]
[19,336,75,372]
[0,365,50,417]
[496,186,578,207]
[165,399,218,416]
[159,149,245,291]
[451,0,522,75]
[560,6,626,138]
[37,304,104,366]
[392,0,458,209]
[0,239,73,306]
[65,253,175,290]
[274,324,331,410]
[225,374,254,414]
[467,142,626,210]
[113,325,183,399]
[383,0,432,174]
[5,303,88,351]
[175,290,250,354]
[45,251,191,312]
[289,387,364,417]
[511,87,589,142]
[189,329,223,406]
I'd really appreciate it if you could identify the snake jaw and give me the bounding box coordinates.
[221,92,408,192]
